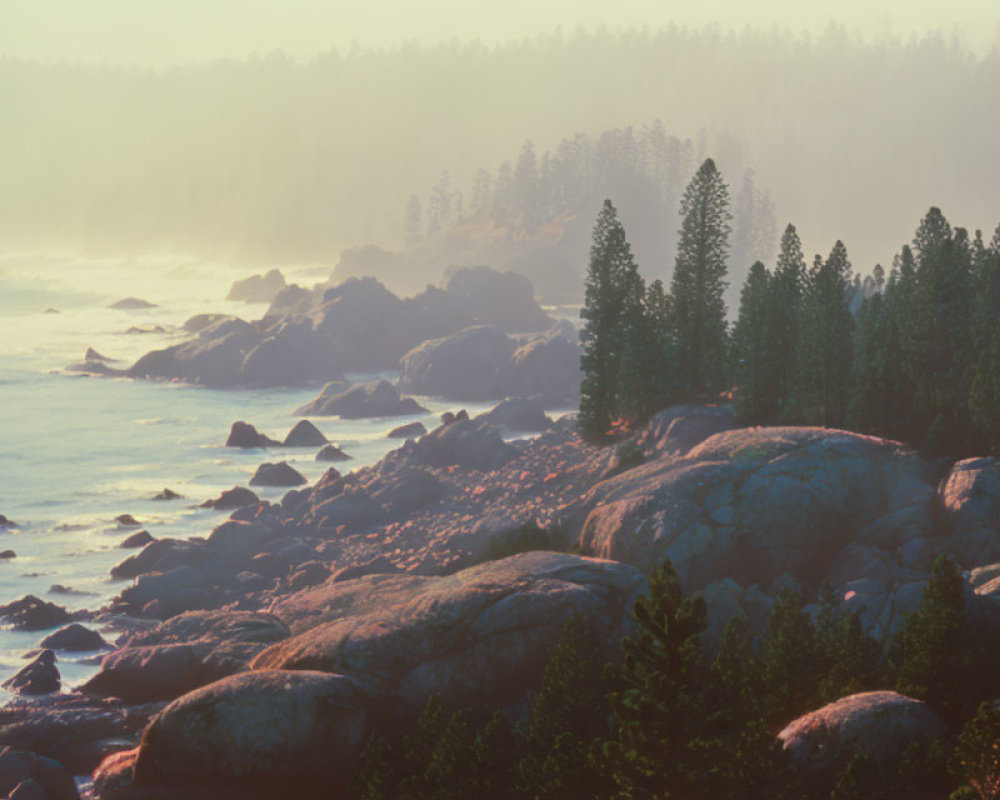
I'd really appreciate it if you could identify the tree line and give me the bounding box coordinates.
[353,554,1000,799]
[579,158,1000,457]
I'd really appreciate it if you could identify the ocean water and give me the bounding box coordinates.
[0,252,498,694]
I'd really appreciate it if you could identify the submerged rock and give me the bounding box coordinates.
[2,650,60,695]
[249,462,307,488]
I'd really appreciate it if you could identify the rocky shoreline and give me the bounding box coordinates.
[1,402,999,798]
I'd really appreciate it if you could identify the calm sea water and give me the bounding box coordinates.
[0,252,498,694]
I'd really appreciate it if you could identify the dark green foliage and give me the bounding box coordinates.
[670,158,732,399]
[830,741,952,800]
[953,702,1000,800]
[762,586,823,721]
[890,556,980,725]
[733,260,778,423]
[969,226,1000,456]
[643,278,678,411]
[793,240,855,427]
[770,224,807,420]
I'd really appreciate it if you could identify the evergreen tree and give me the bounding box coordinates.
[762,586,823,722]
[793,241,855,427]
[645,279,678,410]
[616,260,653,422]
[670,157,732,398]
[954,702,1000,800]
[602,559,709,797]
[733,261,777,423]
[770,224,808,420]
[849,292,892,435]
[969,224,1000,456]
[579,199,642,439]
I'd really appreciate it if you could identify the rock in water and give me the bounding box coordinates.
[200,487,260,510]
[315,443,352,462]
[2,650,60,695]
[295,379,427,418]
[0,514,18,528]
[282,420,328,447]
[153,488,182,501]
[40,624,110,652]
[119,529,154,549]
[225,421,279,448]
[0,596,72,631]
[108,297,157,310]
[399,325,516,401]
[0,550,16,559]
[249,462,307,487]
[114,514,141,527]
[84,347,114,362]
[387,421,427,439]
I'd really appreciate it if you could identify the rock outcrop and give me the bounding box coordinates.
[442,265,552,332]
[225,422,279,449]
[282,420,328,447]
[0,597,73,632]
[295,380,427,418]
[475,397,553,432]
[2,651,60,696]
[226,269,286,303]
[249,462,307,488]
[200,487,260,511]
[399,325,517,401]
[387,421,426,439]
[39,624,110,652]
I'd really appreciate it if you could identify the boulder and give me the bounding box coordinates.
[405,419,516,472]
[183,313,231,333]
[10,779,46,800]
[0,747,79,800]
[283,420,328,447]
[0,550,15,559]
[1,651,59,696]
[635,404,738,456]
[387,421,427,439]
[316,444,352,462]
[114,515,141,527]
[399,325,516,401]
[152,488,182,501]
[119,530,154,549]
[109,538,208,582]
[130,671,369,792]
[114,566,217,620]
[239,335,307,387]
[39,624,110,652]
[497,328,581,402]
[253,552,646,722]
[226,269,286,303]
[0,596,72,631]
[443,266,552,332]
[225,421,279,448]
[0,515,16,528]
[779,691,948,776]
[108,297,157,310]
[941,457,1000,566]
[249,462,307,488]
[263,284,316,319]
[295,380,427,418]
[475,397,552,432]
[580,427,939,597]
[200,487,260,511]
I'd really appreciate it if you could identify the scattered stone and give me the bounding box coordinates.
[283,420,328,447]
[316,444,352,462]
[119,530,154,549]
[40,624,110,653]
[114,515,141,527]
[108,297,157,310]
[249,462,307,488]
[387,421,427,439]
[225,421,279,448]
[200,487,260,511]
[0,596,72,631]
[152,488,182,501]
[2,650,60,695]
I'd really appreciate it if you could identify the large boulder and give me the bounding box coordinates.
[0,596,72,631]
[399,325,516,401]
[39,623,110,652]
[941,457,1000,566]
[497,327,581,402]
[443,266,552,332]
[635,404,738,456]
[252,552,646,722]
[475,397,552,432]
[403,419,516,472]
[239,335,308,387]
[226,269,286,303]
[130,671,369,793]
[200,487,260,511]
[295,380,427,418]
[0,747,79,800]
[2,650,60,696]
[779,691,948,776]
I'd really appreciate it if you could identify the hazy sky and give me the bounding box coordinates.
[3,0,998,65]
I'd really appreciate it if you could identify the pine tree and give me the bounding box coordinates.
[616,260,652,422]
[954,702,1000,800]
[733,261,777,423]
[579,199,642,439]
[793,241,855,427]
[849,292,892,435]
[670,158,732,398]
[770,224,807,419]
[969,224,1000,456]
[602,559,709,797]
[762,586,823,722]
[645,278,677,410]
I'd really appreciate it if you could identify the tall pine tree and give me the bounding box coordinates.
[670,158,732,399]
[770,224,807,420]
[733,261,777,423]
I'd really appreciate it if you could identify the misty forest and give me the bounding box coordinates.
[2,12,1000,800]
